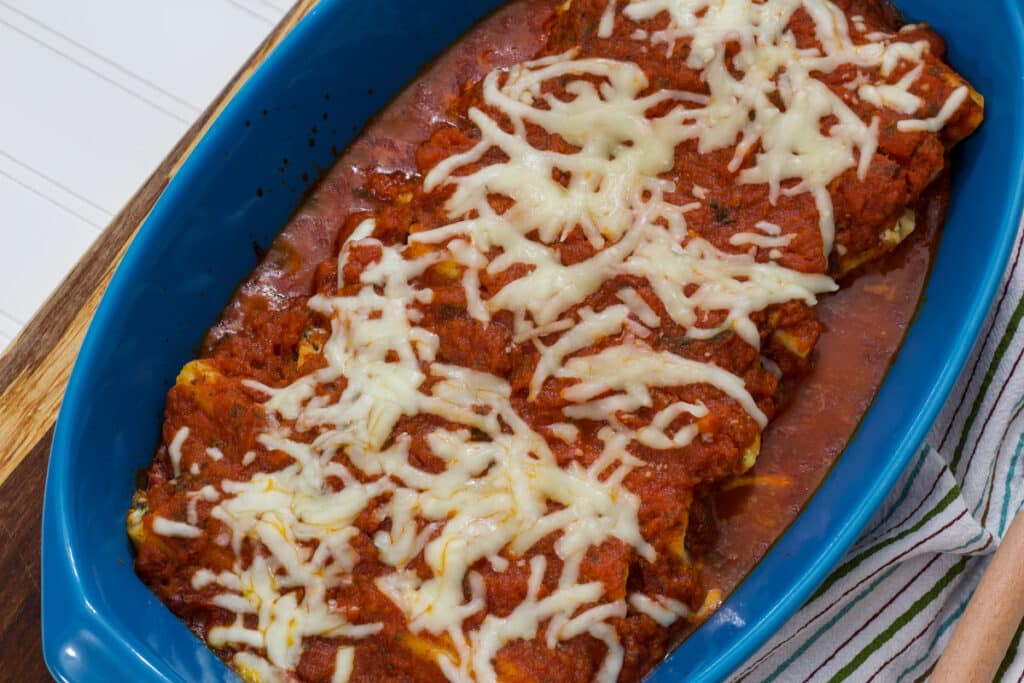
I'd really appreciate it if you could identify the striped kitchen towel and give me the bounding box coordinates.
[738,222,1024,681]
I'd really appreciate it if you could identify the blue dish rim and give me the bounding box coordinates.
[41,0,1024,681]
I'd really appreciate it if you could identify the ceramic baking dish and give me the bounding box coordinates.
[41,0,1024,680]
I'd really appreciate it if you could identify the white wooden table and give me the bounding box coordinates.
[0,0,290,351]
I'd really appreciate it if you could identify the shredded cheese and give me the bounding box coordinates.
[618,0,942,254]
[333,647,356,683]
[628,593,693,626]
[898,85,969,132]
[168,426,189,478]
[158,2,973,680]
[152,516,202,539]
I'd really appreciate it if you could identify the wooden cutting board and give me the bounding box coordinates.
[0,3,316,679]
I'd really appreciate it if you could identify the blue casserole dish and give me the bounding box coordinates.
[41,1,1024,681]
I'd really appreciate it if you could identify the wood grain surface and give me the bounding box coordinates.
[932,507,1024,683]
[0,2,315,678]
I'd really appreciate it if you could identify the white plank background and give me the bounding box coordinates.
[0,0,291,353]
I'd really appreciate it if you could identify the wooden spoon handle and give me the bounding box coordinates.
[931,509,1024,683]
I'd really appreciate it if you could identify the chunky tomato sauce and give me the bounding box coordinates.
[130,1,981,681]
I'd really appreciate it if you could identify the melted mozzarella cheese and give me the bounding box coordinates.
[421,52,835,348]
[192,52,831,682]
[628,593,692,626]
[898,85,969,133]
[616,287,661,327]
[560,343,766,426]
[207,553,383,671]
[549,422,581,444]
[152,516,202,539]
[729,231,795,249]
[618,0,941,255]
[233,652,282,683]
[530,305,630,399]
[599,0,618,37]
[622,230,836,348]
[860,64,924,115]
[464,555,627,683]
[168,426,189,478]
[333,647,356,683]
[424,54,699,250]
[170,3,970,680]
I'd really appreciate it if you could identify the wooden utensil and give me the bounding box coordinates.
[932,509,1024,683]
